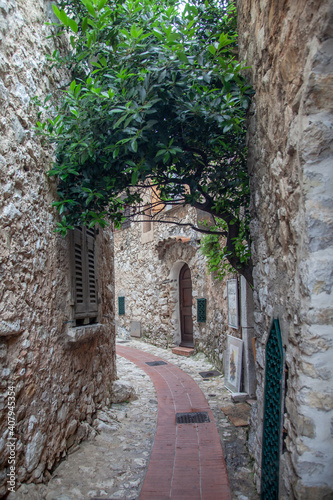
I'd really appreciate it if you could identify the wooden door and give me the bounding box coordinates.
[179,263,194,346]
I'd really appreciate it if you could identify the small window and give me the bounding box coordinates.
[71,226,98,323]
[116,193,131,230]
[118,296,125,315]
[141,205,154,243]
[121,204,131,229]
[142,205,152,233]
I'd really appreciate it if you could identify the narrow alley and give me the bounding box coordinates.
[11,339,258,500]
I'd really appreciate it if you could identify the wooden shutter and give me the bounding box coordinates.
[86,227,98,315]
[73,227,86,315]
[72,226,98,319]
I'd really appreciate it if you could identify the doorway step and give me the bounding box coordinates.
[171,346,195,357]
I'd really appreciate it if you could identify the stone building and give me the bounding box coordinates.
[237,0,333,498]
[0,0,116,495]
[114,201,256,396]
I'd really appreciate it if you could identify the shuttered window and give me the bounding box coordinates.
[72,226,98,321]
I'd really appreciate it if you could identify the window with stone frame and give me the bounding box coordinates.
[71,226,98,325]
[142,205,152,233]
[141,204,154,243]
[121,204,131,229]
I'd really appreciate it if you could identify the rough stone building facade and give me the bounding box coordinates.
[237,0,333,497]
[0,0,116,495]
[114,203,256,397]
[115,205,228,363]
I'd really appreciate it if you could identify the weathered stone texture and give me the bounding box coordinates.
[114,205,242,371]
[237,0,333,496]
[0,0,116,495]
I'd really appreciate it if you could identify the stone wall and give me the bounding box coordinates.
[0,0,116,495]
[114,205,245,372]
[237,0,333,497]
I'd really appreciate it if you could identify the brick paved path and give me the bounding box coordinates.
[117,345,232,500]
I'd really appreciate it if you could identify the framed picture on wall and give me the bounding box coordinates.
[227,278,239,329]
[225,335,243,393]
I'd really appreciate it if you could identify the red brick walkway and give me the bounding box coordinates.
[116,345,231,500]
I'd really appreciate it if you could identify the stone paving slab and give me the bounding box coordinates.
[11,338,258,500]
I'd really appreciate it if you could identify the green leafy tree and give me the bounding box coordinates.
[36,0,253,284]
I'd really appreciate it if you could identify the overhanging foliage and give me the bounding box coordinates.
[36,0,254,284]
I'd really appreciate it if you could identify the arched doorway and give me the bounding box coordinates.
[179,263,194,346]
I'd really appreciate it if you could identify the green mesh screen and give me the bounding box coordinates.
[261,319,284,499]
[118,296,125,315]
[197,298,206,323]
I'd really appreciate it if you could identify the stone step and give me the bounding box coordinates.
[171,346,195,357]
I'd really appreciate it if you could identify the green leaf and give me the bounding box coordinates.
[163,152,170,163]
[124,115,133,128]
[74,83,82,96]
[68,18,78,33]
[167,32,178,43]
[131,140,138,153]
[131,170,138,185]
[130,24,143,39]
[100,56,107,67]
[70,80,76,93]
[139,87,146,102]
[218,33,232,50]
[153,29,163,41]
[52,5,69,26]
[82,17,88,33]
[155,149,166,158]
[98,0,108,11]
[177,52,188,64]
[113,114,127,129]
[223,124,233,133]
[81,0,96,18]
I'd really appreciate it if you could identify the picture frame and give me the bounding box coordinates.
[227,278,239,329]
[225,335,243,393]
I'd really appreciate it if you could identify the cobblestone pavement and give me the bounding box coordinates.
[12,339,258,500]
